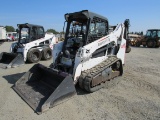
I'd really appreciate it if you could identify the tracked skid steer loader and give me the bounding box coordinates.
[13,10,130,114]
[0,23,55,69]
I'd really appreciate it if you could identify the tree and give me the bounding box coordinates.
[5,26,15,32]
[129,32,134,34]
[46,29,59,34]
[16,28,19,33]
[140,31,143,35]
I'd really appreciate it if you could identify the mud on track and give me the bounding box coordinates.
[0,42,160,120]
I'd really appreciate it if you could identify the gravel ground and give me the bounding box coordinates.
[0,42,160,120]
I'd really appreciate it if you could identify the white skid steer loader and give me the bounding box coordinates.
[0,23,56,69]
[13,10,130,114]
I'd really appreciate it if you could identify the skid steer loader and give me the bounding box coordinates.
[13,10,130,114]
[0,23,56,69]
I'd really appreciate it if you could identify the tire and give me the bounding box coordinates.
[41,47,52,60]
[135,42,140,47]
[147,40,155,48]
[126,46,131,53]
[155,42,159,48]
[27,48,42,63]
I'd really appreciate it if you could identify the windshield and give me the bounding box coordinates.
[90,22,106,35]
[21,28,29,38]
[67,21,87,37]
[20,28,29,43]
[87,17,108,43]
[88,17,108,41]
[65,20,87,48]
[146,30,160,38]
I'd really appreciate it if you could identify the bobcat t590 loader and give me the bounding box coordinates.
[0,23,56,69]
[13,10,130,114]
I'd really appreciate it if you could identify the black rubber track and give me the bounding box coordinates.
[79,56,123,92]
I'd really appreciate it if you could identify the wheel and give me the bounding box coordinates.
[27,49,42,63]
[155,42,159,48]
[41,47,52,60]
[126,46,131,53]
[147,40,155,48]
[135,42,140,47]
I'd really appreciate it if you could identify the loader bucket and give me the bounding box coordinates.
[0,52,24,69]
[13,64,76,114]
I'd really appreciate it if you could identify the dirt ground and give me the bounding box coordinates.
[0,42,160,120]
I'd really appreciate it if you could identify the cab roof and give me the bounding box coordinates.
[17,23,43,28]
[65,10,108,22]
[147,29,160,31]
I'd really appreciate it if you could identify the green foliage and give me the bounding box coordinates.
[5,26,15,32]
[16,29,19,33]
[46,29,59,34]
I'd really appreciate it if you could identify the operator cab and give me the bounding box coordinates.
[55,10,109,73]
[12,23,45,53]
[64,10,109,50]
[17,23,45,44]
[146,29,160,39]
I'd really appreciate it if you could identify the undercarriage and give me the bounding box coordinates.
[79,56,123,92]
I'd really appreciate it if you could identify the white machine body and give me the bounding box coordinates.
[10,33,56,61]
[53,22,127,83]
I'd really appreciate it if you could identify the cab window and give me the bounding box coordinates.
[37,27,44,39]
[89,17,108,36]
[157,31,160,38]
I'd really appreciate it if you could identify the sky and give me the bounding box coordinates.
[0,0,160,34]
